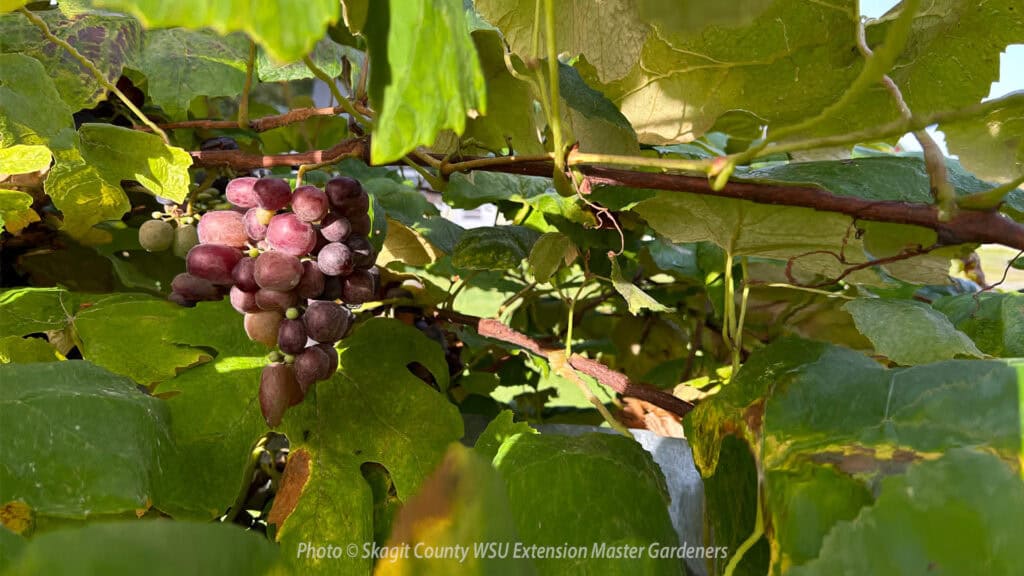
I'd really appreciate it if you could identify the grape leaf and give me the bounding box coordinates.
[0,287,80,337]
[131,28,249,117]
[473,410,537,462]
[474,0,647,84]
[364,0,486,164]
[610,257,670,314]
[788,449,1024,576]
[445,28,542,155]
[77,124,191,201]
[256,36,359,82]
[0,189,39,234]
[0,1,27,14]
[151,356,266,519]
[0,335,60,364]
[942,91,1024,183]
[44,147,130,242]
[0,145,51,175]
[493,433,682,575]
[0,361,172,520]
[376,444,536,576]
[932,292,1024,358]
[842,298,983,365]
[690,338,1023,478]
[0,53,76,156]
[273,319,463,576]
[638,0,775,34]
[528,232,576,283]
[0,5,141,111]
[445,171,550,209]
[5,521,277,575]
[93,0,339,63]
[379,218,444,266]
[451,225,541,270]
[559,63,639,155]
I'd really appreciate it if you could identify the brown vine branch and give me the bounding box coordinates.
[186,137,1024,251]
[136,105,350,133]
[434,310,696,418]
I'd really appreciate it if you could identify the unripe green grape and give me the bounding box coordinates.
[286,307,300,320]
[139,219,174,252]
[173,224,200,259]
[150,211,164,220]
[283,353,295,364]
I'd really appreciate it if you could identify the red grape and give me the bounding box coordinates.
[254,250,302,291]
[342,268,378,304]
[260,363,301,426]
[291,186,329,222]
[245,310,283,347]
[255,288,297,312]
[335,189,369,218]
[349,212,372,236]
[320,213,351,242]
[296,261,325,299]
[317,342,339,376]
[316,242,354,277]
[294,345,331,391]
[325,177,362,208]
[267,213,316,257]
[346,236,375,269]
[171,272,220,301]
[229,286,259,313]
[303,301,352,343]
[226,177,259,208]
[168,292,196,307]
[254,178,292,211]
[198,210,249,248]
[244,208,269,241]
[232,257,259,292]
[186,244,243,285]
[321,275,343,301]
[277,318,308,354]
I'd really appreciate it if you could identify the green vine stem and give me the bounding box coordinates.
[19,7,169,144]
[542,0,566,178]
[238,41,256,129]
[568,151,709,174]
[303,55,373,129]
[723,489,764,576]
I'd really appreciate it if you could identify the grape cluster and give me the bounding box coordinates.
[167,176,380,426]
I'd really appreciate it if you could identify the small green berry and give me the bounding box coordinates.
[285,307,300,320]
[283,354,296,364]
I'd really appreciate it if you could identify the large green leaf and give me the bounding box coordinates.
[0,335,60,364]
[0,361,172,520]
[151,356,265,519]
[78,124,191,201]
[638,0,775,34]
[256,37,357,82]
[131,28,249,117]
[0,53,76,165]
[932,292,1024,357]
[273,319,463,575]
[44,147,131,242]
[528,232,576,283]
[451,225,541,270]
[492,433,682,576]
[474,0,647,84]
[788,449,1024,576]
[610,257,670,315]
[434,28,542,155]
[375,444,536,576]
[0,288,80,338]
[558,63,639,155]
[691,338,1022,477]
[473,410,537,462]
[445,171,550,210]
[0,189,39,234]
[0,5,141,111]
[3,521,277,575]
[365,0,486,164]
[942,91,1024,182]
[93,0,339,63]
[842,298,983,365]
